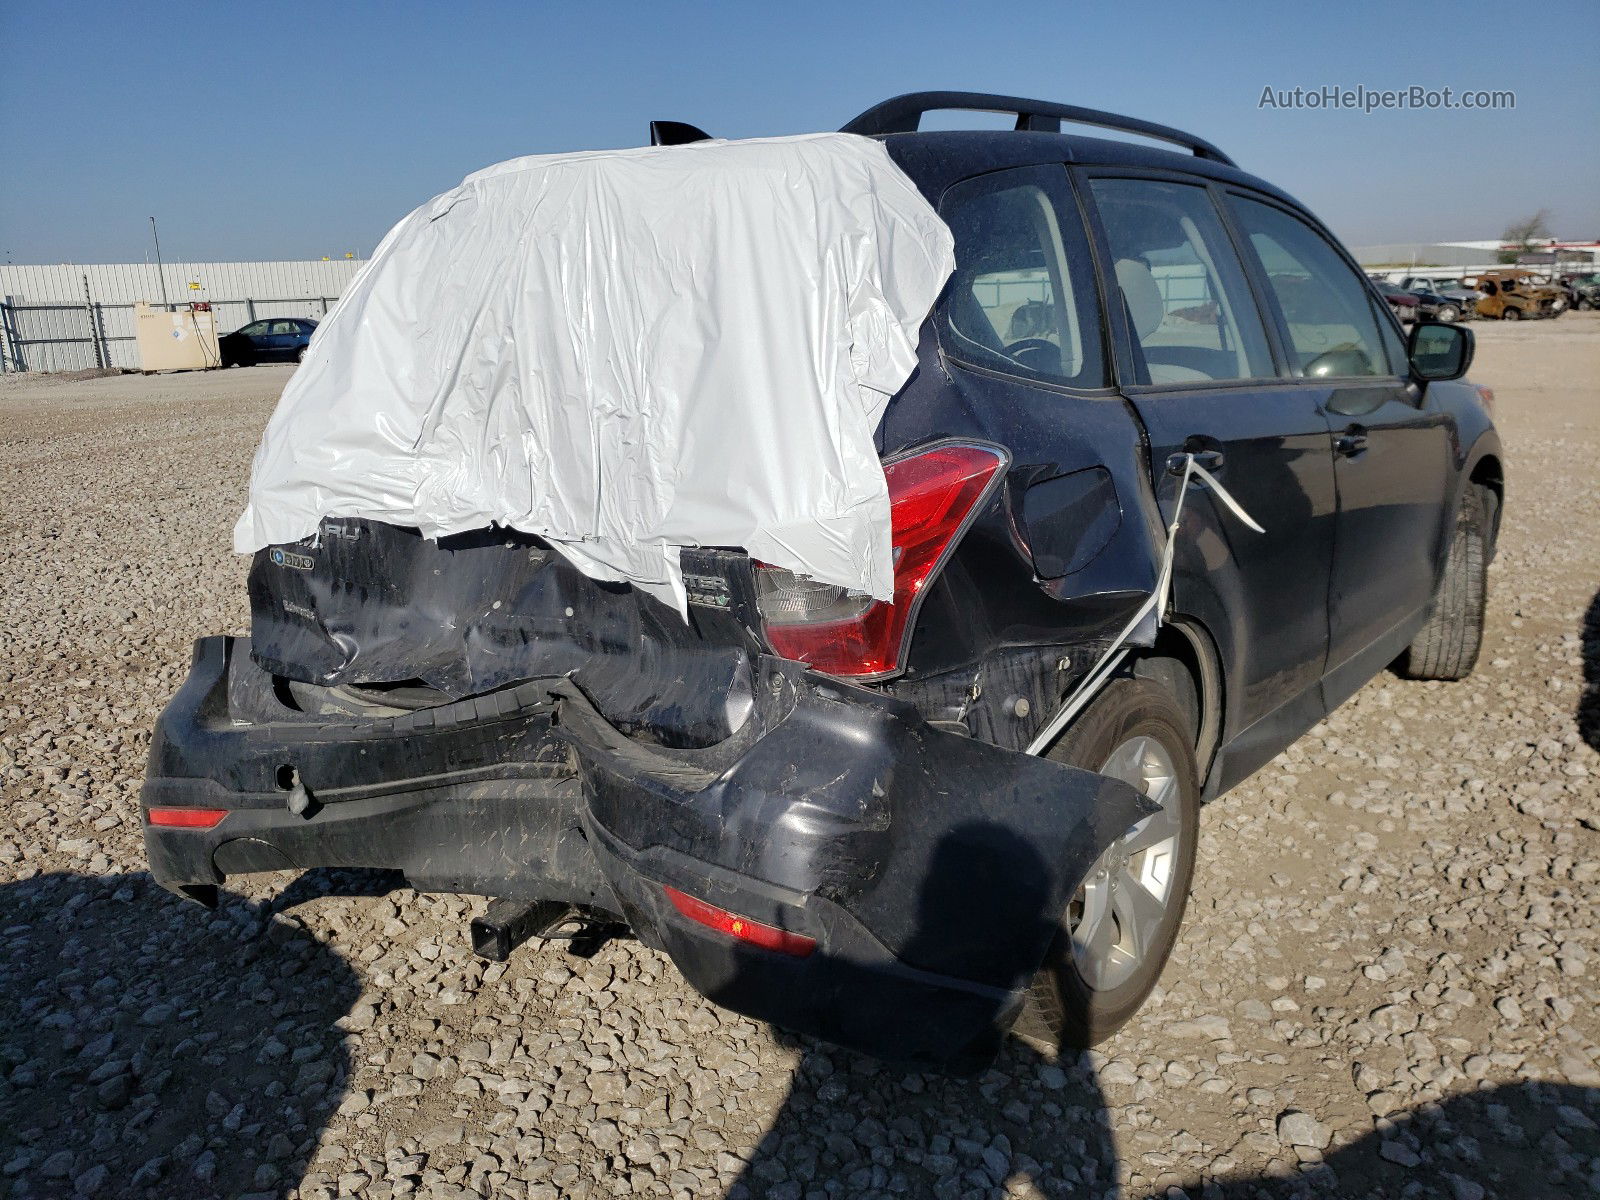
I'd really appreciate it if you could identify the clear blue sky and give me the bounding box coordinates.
[3,1,1596,264]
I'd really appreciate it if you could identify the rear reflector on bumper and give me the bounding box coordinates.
[147,807,229,829]
[663,885,816,957]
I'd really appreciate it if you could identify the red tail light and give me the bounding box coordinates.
[757,442,1005,679]
[147,807,229,829]
[663,886,817,957]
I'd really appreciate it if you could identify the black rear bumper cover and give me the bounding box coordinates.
[142,637,1147,1065]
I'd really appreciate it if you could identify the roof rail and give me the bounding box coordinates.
[839,91,1236,167]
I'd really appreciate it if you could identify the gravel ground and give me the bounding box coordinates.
[2,317,1597,1200]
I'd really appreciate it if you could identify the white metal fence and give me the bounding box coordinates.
[0,260,366,372]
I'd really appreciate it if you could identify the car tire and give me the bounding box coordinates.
[295,346,307,364]
[1436,304,1460,323]
[1579,299,1594,311]
[1016,676,1200,1049]
[1399,484,1492,681]
[1502,306,1521,321]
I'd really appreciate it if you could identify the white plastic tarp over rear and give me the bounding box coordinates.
[234,133,955,613]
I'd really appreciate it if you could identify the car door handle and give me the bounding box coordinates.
[1335,429,1369,457]
[1167,449,1224,475]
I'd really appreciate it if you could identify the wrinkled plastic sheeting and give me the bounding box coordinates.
[233,134,955,614]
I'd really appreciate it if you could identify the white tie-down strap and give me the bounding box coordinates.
[1025,454,1264,757]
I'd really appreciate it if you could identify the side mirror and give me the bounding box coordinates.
[1409,321,1473,382]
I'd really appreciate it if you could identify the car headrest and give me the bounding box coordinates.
[1115,259,1165,341]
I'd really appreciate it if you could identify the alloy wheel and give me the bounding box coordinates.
[1068,734,1183,991]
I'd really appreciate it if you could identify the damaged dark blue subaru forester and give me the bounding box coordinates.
[142,93,1502,1067]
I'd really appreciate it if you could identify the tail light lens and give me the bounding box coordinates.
[756,442,1005,679]
[1475,384,1495,413]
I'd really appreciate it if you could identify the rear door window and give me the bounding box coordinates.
[1087,177,1274,385]
[939,166,1103,387]
[1228,196,1396,378]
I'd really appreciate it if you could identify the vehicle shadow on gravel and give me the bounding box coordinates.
[1579,585,1600,752]
[1209,1080,1600,1199]
[0,870,360,1199]
[728,1035,1119,1199]
[726,825,1124,1198]
[722,820,1600,1199]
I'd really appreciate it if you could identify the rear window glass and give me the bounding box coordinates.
[939,167,1104,388]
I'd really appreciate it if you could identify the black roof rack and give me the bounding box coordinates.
[839,91,1236,167]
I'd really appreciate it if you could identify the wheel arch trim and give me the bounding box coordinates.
[1460,432,1505,549]
[1129,616,1225,792]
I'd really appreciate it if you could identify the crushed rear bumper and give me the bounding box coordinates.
[142,636,1148,1066]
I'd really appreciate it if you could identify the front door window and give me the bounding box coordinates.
[1228,197,1396,379]
[1088,178,1274,385]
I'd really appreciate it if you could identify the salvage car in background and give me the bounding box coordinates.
[219,317,317,367]
[1399,275,1480,322]
[142,93,1502,1066]
[1470,269,1568,320]
[1551,276,1584,313]
[1404,286,1468,324]
[1369,277,1422,324]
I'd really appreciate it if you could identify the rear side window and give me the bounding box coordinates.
[1088,177,1274,385]
[939,167,1103,387]
[1229,197,1395,378]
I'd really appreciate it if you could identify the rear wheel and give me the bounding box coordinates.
[1502,305,1522,321]
[1017,677,1200,1048]
[1435,303,1460,323]
[1399,484,1491,680]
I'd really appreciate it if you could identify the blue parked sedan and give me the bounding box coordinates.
[219,317,317,367]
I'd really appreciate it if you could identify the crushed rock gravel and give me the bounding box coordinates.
[2,318,1597,1199]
